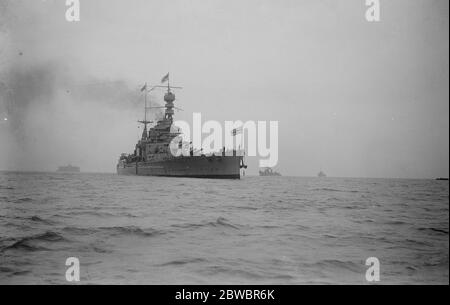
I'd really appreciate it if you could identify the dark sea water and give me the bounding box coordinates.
[0,172,448,284]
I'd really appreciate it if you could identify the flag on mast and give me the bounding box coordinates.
[231,127,243,136]
[140,83,147,92]
[161,73,169,84]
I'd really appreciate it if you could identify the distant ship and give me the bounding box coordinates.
[259,168,281,176]
[317,171,327,178]
[117,74,247,179]
[57,164,80,173]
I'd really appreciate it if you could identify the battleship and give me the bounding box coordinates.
[117,74,247,179]
[56,164,80,173]
[259,168,281,176]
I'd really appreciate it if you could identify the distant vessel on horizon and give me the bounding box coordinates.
[317,171,327,178]
[259,168,281,176]
[57,164,80,173]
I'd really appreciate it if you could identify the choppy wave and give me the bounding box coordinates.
[98,226,161,237]
[418,227,449,235]
[61,225,163,238]
[171,217,241,230]
[13,197,33,203]
[1,231,66,252]
[310,259,364,274]
[311,187,361,193]
[157,258,207,267]
[0,185,14,190]
[0,172,448,284]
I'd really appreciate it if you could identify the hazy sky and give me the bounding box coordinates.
[0,0,448,178]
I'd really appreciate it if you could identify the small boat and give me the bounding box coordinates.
[317,171,326,178]
[259,168,281,176]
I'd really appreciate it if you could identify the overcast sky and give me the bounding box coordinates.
[0,0,448,178]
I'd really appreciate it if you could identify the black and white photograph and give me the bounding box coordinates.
[0,0,448,290]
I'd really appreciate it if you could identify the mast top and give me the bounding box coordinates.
[151,73,183,122]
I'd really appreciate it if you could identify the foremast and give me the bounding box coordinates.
[138,82,153,140]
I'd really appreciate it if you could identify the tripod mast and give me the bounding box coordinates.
[138,83,154,139]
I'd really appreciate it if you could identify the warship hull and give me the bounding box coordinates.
[117,155,242,179]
